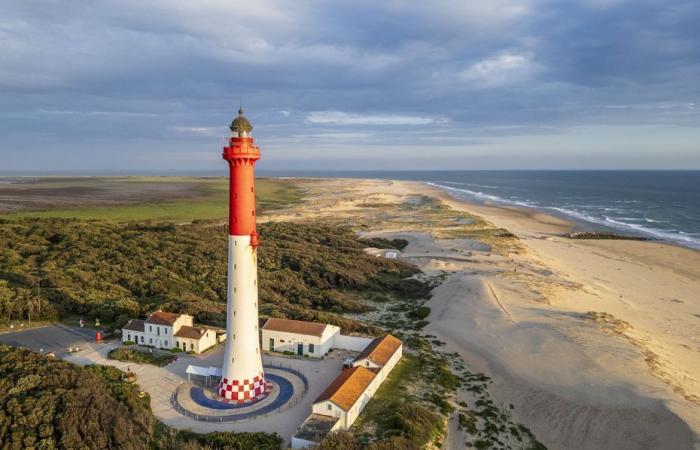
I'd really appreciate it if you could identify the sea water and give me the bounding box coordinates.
[261,170,700,250]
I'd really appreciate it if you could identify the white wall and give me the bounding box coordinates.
[311,375,379,430]
[332,334,373,352]
[263,330,327,357]
[122,330,144,344]
[377,345,402,383]
[312,400,344,421]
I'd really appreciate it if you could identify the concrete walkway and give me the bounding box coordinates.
[65,341,351,443]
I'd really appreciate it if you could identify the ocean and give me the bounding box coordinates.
[260,170,700,250]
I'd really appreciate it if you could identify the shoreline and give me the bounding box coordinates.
[395,179,700,449]
[279,174,700,252]
[293,176,699,449]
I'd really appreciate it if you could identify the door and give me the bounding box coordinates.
[297,342,303,356]
[269,338,274,352]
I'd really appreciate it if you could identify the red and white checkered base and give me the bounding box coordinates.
[218,373,267,402]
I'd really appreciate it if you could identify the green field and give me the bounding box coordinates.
[1,177,302,222]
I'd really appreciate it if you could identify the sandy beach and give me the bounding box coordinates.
[269,177,700,450]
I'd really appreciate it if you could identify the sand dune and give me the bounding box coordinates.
[400,181,700,450]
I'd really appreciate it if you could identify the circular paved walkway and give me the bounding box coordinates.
[173,366,308,422]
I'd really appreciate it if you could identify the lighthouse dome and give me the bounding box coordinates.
[230,108,253,136]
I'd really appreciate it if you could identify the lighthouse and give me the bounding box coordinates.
[218,108,266,401]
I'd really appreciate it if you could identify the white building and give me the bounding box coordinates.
[351,334,402,384]
[262,318,340,358]
[121,311,223,354]
[312,365,379,430]
[293,333,403,448]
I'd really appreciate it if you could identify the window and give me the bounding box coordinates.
[164,328,167,334]
[157,326,160,336]
[327,404,332,411]
[149,325,152,332]
[149,338,153,344]
[140,336,144,343]
[190,343,194,351]
[309,343,315,353]
[365,361,369,367]
[127,333,131,341]
[164,340,168,347]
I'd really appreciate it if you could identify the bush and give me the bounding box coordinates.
[407,305,431,320]
[0,345,154,449]
[108,347,176,367]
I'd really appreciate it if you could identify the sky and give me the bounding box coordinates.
[1,0,699,172]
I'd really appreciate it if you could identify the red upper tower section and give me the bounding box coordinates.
[223,108,261,240]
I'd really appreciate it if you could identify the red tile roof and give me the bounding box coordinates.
[262,318,328,337]
[145,311,181,326]
[314,366,376,411]
[354,334,402,367]
[174,325,207,340]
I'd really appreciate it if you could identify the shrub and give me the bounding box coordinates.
[108,347,176,367]
[407,305,431,320]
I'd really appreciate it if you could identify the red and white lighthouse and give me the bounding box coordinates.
[218,108,266,401]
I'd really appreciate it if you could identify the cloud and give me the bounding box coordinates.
[460,52,541,87]
[0,0,699,170]
[305,111,446,126]
[171,126,221,137]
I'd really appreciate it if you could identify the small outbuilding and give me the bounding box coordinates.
[174,325,220,354]
[311,365,379,430]
[352,334,403,384]
[261,318,340,358]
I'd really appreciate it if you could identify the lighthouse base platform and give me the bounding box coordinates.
[172,365,308,422]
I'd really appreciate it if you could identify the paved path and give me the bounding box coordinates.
[0,324,354,443]
[0,324,96,353]
[64,341,352,443]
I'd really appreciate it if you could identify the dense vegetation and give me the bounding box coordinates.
[0,345,283,450]
[108,347,176,367]
[0,219,430,333]
[0,345,154,449]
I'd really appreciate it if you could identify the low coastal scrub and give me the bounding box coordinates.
[0,345,282,450]
[108,347,176,367]
[345,267,546,450]
[0,220,430,334]
[359,237,409,250]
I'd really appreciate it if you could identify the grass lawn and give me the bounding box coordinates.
[4,177,302,222]
[352,354,420,437]
[108,346,177,367]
